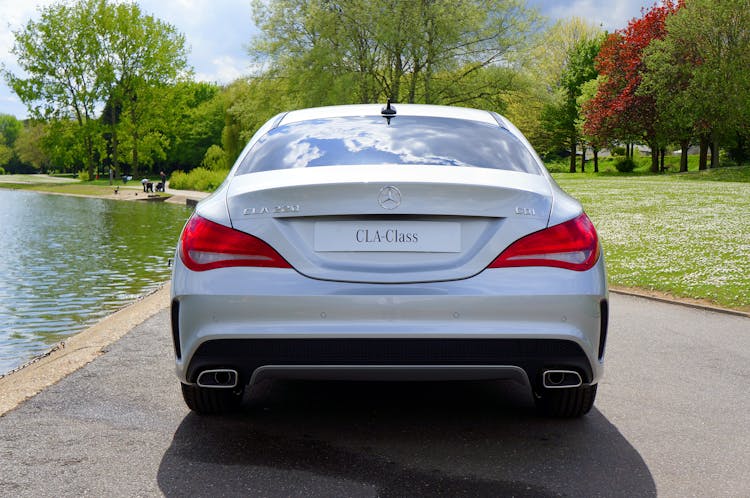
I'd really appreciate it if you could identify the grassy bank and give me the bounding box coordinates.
[0,175,168,198]
[554,172,750,310]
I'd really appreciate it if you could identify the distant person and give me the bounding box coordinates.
[160,171,166,190]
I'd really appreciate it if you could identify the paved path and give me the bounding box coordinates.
[0,294,748,497]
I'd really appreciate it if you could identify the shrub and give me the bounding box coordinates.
[169,167,228,192]
[611,146,626,156]
[77,170,90,181]
[614,157,636,173]
[168,170,188,189]
[201,145,228,171]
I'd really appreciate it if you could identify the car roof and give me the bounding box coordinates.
[277,103,501,127]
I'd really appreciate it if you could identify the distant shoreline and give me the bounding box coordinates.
[0,176,208,205]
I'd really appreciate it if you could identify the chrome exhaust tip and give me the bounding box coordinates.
[196,369,239,389]
[542,370,582,389]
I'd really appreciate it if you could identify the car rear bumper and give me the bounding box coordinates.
[171,263,608,388]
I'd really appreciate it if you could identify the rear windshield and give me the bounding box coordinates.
[235,116,541,175]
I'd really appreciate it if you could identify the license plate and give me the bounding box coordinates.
[314,221,461,252]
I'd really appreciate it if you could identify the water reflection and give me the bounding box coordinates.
[0,190,191,374]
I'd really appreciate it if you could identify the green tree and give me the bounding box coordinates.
[576,77,606,172]
[5,0,190,179]
[528,17,604,94]
[222,76,297,161]
[95,0,190,177]
[14,121,51,172]
[562,36,603,173]
[250,0,541,106]
[0,114,23,171]
[42,119,86,173]
[0,144,12,168]
[5,1,102,177]
[201,144,228,171]
[165,82,225,171]
[522,18,603,161]
[500,70,550,152]
[0,114,23,147]
[641,33,696,172]
[117,84,171,176]
[537,31,603,170]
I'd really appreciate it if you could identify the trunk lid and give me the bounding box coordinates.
[226,165,552,283]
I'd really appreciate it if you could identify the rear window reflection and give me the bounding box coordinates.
[235,116,541,175]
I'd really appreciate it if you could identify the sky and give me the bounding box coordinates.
[0,0,657,119]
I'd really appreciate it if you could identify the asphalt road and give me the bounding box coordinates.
[0,293,747,497]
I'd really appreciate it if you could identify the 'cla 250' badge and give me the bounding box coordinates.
[243,205,300,215]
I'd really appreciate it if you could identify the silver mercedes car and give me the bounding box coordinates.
[171,102,608,417]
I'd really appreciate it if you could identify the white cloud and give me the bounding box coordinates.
[195,55,247,83]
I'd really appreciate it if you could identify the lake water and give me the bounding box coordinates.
[0,190,192,375]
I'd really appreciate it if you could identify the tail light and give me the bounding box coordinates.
[179,215,291,271]
[488,213,600,271]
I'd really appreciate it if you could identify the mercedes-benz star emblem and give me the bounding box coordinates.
[378,186,401,210]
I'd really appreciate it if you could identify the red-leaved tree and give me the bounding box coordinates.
[583,1,683,172]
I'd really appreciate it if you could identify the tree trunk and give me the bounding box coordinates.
[74,105,96,180]
[422,7,434,104]
[85,135,95,180]
[699,136,708,170]
[130,105,139,178]
[593,149,599,172]
[650,144,659,173]
[110,102,119,184]
[111,131,118,183]
[710,132,719,169]
[392,52,403,102]
[408,64,418,103]
[679,140,689,172]
[660,147,666,173]
[569,138,576,173]
[580,145,586,173]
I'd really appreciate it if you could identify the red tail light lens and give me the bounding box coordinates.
[179,215,291,271]
[488,213,600,271]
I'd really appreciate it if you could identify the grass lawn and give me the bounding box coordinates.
[554,169,750,311]
[546,154,750,182]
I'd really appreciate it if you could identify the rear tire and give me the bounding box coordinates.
[535,384,597,418]
[181,382,244,415]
